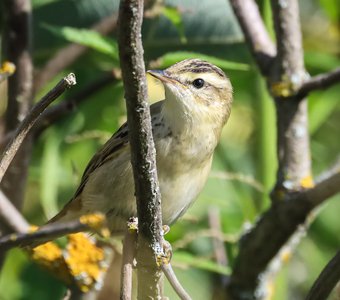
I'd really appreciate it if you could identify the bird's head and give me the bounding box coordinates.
[148,59,233,134]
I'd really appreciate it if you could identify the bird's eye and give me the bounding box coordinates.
[192,78,205,89]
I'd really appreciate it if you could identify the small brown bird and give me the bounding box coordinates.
[49,59,233,233]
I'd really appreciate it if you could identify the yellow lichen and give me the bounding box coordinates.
[264,280,275,300]
[31,242,63,262]
[300,175,314,188]
[0,61,16,75]
[64,233,107,292]
[79,213,110,238]
[28,225,39,233]
[30,242,72,284]
[271,81,294,97]
[280,249,292,263]
[28,218,109,292]
[127,217,138,232]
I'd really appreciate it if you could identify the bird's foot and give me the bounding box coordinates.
[156,239,173,266]
[162,225,170,235]
[127,217,139,232]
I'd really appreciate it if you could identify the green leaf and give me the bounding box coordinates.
[40,128,62,219]
[319,0,339,22]
[162,6,187,43]
[305,51,340,71]
[308,89,339,134]
[43,24,119,62]
[173,251,231,275]
[154,51,250,71]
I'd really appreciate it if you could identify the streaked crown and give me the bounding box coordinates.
[163,59,232,120]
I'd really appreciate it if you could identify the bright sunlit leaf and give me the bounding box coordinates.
[43,24,119,63]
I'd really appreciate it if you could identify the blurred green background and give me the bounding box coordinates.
[0,0,339,299]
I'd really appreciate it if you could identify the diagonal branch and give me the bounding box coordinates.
[229,0,276,76]
[296,67,340,99]
[0,217,96,251]
[226,159,340,299]
[305,250,340,300]
[118,0,163,299]
[302,161,340,208]
[162,263,192,300]
[226,0,325,298]
[0,71,118,149]
[0,73,76,183]
[34,70,118,136]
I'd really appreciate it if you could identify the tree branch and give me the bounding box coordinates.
[120,228,137,300]
[270,0,311,191]
[162,263,192,300]
[33,14,118,93]
[226,1,316,298]
[302,161,340,208]
[0,73,76,183]
[34,70,118,136]
[226,194,312,298]
[296,67,340,99]
[305,250,340,300]
[0,212,107,252]
[229,0,276,76]
[0,71,117,149]
[0,219,89,251]
[208,207,229,287]
[118,0,163,298]
[1,0,34,234]
[225,158,340,299]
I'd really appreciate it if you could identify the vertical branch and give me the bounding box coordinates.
[270,0,311,192]
[120,230,137,300]
[1,0,33,218]
[226,0,314,299]
[118,0,163,299]
[229,0,276,76]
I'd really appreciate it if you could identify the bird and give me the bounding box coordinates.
[48,58,233,234]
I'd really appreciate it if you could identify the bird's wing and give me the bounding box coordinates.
[48,100,164,224]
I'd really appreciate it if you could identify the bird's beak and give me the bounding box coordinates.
[147,70,177,84]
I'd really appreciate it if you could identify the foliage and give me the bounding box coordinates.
[0,0,339,299]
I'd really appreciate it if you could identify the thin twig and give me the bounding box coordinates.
[208,207,229,287]
[301,163,340,208]
[0,71,118,148]
[172,229,236,250]
[0,73,76,183]
[162,263,192,300]
[210,171,264,192]
[118,0,163,299]
[305,250,340,300]
[229,0,276,76]
[296,67,340,98]
[0,189,30,233]
[34,71,118,136]
[34,14,117,93]
[0,218,90,251]
[120,229,137,300]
